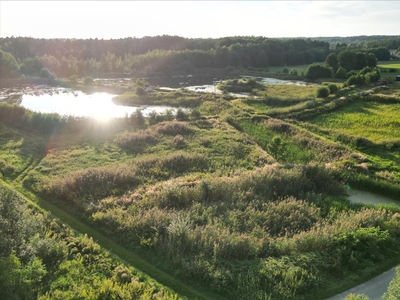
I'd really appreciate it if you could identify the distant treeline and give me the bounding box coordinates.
[0,35,394,78]
[310,35,400,50]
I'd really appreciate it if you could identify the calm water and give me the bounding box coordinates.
[8,86,182,120]
[347,188,399,206]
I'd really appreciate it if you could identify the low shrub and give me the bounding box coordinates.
[316,87,330,98]
[154,121,193,135]
[114,130,159,152]
[327,83,338,94]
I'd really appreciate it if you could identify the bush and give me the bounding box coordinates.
[69,74,78,83]
[346,75,366,87]
[335,66,347,79]
[316,86,330,98]
[129,109,145,126]
[306,64,333,79]
[40,68,55,79]
[84,76,94,85]
[327,83,338,94]
[114,130,159,152]
[154,121,193,135]
[365,72,380,84]
[190,109,201,120]
[176,108,189,121]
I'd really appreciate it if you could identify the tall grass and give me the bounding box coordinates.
[74,163,400,299]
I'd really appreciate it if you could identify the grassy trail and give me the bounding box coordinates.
[0,178,226,300]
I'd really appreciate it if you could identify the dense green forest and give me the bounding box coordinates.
[0,35,397,79]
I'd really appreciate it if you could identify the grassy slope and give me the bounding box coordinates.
[1,178,221,300]
[2,82,400,299]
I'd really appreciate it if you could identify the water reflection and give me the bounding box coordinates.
[5,87,183,120]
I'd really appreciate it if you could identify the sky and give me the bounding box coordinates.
[1,1,399,39]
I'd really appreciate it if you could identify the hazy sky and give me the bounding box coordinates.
[1,1,399,39]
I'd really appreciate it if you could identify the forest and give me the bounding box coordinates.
[0,35,398,78]
[1,34,400,300]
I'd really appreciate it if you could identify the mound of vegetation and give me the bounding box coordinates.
[218,78,266,94]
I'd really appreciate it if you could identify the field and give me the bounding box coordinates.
[2,79,400,299]
[309,102,400,143]
[378,61,400,73]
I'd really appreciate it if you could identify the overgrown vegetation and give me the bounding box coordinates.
[0,184,181,299]
[1,59,400,299]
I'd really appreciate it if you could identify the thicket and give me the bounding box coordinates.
[0,184,180,299]
[343,67,381,87]
[49,164,400,299]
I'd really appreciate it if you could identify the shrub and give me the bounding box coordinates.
[316,86,330,98]
[129,109,145,126]
[346,75,366,86]
[327,83,338,94]
[84,76,94,85]
[358,66,372,75]
[114,130,159,152]
[172,134,186,149]
[154,121,193,135]
[40,68,55,79]
[176,108,189,121]
[190,109,201,119]
[336,66,347,79]
[365,71,380,84]
[305,64,333,79]
[69,74,78,83]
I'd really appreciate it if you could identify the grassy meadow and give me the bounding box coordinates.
[2,78,400,299]
[309,101,400,143]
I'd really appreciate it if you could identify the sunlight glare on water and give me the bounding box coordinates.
[19,88,181,121]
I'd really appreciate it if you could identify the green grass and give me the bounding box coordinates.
[0,124,46,178]
[309,101,400,143]
[261,84,319,99]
